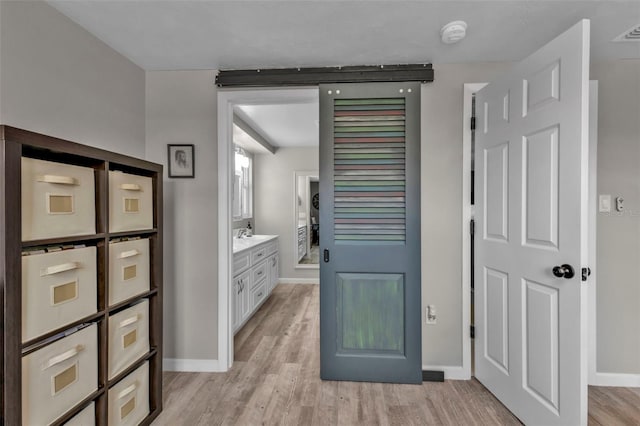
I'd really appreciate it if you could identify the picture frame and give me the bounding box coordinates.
[168,144,195,178]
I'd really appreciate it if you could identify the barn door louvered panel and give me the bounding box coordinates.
[319,83,422,384]
[334,98,407,244]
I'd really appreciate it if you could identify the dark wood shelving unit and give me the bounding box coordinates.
[1,126,163,425]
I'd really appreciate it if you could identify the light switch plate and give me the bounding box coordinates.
[599,194,611,213]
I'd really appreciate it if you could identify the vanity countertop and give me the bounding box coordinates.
[233,234,278,254]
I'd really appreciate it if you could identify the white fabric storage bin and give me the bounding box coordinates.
[108,362,149,426]
[22,158,96,241]
[109,239,150,306]
[109,171,153,233]
[22,324,98,426]
[64,401,95,426]
[108,300,150,379]
[22,246,97,343]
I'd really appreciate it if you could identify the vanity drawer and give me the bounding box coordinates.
[65,402,95,426]
[108,300,150,380]
[251,262,268,287]
[250,246,267,264]
[22,324,98,426]
[109,171,153,233]
[251,280,267,308]
[22,158,96,241]
[22,246,97,343]
[109,239,150,306]
[108,362,149,426]
[265,240,278,256]
[233,251,251,274]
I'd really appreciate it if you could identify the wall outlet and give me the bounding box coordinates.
[426,305,437,325]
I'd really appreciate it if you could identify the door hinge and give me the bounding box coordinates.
[470,220,475,236]
[581,267,591,282]
[470,116,476,131]
[470,325,475,339]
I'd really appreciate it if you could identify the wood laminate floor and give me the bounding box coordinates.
[154,284,640,426]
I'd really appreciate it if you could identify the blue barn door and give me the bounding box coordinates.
[319,82,422,383]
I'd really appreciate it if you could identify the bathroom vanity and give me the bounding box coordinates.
[232,235,279,333]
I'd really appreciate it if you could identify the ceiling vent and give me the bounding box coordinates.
[613,24,640,42]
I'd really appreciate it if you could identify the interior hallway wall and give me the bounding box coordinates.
[146,70,219,365]
[421,63,509,367]
[0,1,145,157]
[7,5,633,374]
[254,147,320,281]
[592,59,640,375]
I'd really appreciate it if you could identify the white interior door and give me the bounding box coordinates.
[474,20,590,425]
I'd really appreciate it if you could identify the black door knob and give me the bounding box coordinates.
[552,264,575,279]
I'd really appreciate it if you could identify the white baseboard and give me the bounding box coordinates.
[163,358,225,372]
[422,365,471,381]
[278,278,319,284]
[590,372,640,387]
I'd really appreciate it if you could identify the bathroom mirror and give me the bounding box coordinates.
[294,170,319,269]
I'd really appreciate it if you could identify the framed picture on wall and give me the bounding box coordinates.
[168,144,195,178]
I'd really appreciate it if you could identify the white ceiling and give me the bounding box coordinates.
[235,103,319,148]
[46,1,640,150]
[48,1,640,71]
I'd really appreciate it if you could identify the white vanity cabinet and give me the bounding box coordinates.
[233,269,250,330]
[232,236,279,333]
[268,254,278,292]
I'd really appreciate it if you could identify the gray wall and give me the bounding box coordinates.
[145,71,219,361]
[421,63,509,366]
[254,148,320,281]
[592,60,640,374]
[3,2,637,373]
[0,1,145,157]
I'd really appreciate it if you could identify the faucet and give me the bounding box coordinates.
[237,228,247,238]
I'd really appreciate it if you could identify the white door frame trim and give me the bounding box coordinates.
[462,83,487,380]
[587,81,599,386]
[217,87,319,371]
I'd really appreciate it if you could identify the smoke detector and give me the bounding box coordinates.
[441,21,467,44]
[613,24,640,42]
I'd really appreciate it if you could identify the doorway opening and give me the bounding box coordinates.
[462,83,486,379]
[217,87,319,370]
